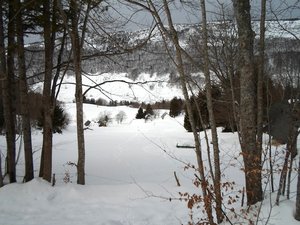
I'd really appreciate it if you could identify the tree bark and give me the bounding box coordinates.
[257,0,269,191]
[70,0,85,185]
[295,151,300,220]
[16,0,34,182]
[0,0,5,187]
[161,1,214,223]
[5,0,17,183]
[199,0,223,222]
[232,0,263,205]
[257,0,266,156]
[40,0,55,182]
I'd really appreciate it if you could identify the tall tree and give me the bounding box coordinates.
[70,0,85,185]
[257,0,267,184]
[0,0,6,187]
[295,152,300,220]
[5,0,17,183]
[15,0,34,182]
[126,0,215,223]
[232,0,263,205]
[40,0,55,182]
[57,0,93,184]
[199,0,223,222]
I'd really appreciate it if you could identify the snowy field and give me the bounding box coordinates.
[0,72,300,225]
[0,102,299,225]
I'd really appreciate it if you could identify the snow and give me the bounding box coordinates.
[1,73,300,225]
[40,72,183,104]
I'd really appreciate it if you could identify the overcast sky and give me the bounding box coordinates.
[24,0,300,44]
[111,0,300,31]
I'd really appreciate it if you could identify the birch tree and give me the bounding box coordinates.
[199,0,223,222]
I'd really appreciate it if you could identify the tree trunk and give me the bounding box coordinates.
[257,0,267,191]
[232,0,263,205]
[295,151,300,220]
[0,0,5,187]
[199,0,223,222]
[16,0,34,182]
[161,1,214,223]
[70,0,85,185]
[5,0,17,183]
[40,0,54,182]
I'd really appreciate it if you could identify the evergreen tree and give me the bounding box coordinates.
[37,103,69,133]
[169,97,183,117]
[136,107,144,119]
[144,103,154,117]
[183,110,192,132]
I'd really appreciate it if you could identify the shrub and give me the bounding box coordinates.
[169,97,183,117]
[97,111,112,127]
[95,97,108,106]
[115,111,127,124]
[37,103,70,134]
[144,104,154,117]
[52,104,70,133]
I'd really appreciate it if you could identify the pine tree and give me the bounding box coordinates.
[183,110,192,132]
[144,104,154,117]
[136,107,144,119]
[169,97,183,117]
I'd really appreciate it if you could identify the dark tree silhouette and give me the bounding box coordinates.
[169,97,183,117]
[144,103,154,117]
[136,107,145,119]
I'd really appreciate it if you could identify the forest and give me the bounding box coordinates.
[1,0,300,224]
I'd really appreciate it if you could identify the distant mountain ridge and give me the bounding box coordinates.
[26,19,300,85]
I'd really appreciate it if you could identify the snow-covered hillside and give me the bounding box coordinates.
[32,72,185,103]
[1,19,300,225]
[1,76,300,225]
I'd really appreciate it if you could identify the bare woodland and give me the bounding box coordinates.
[1,0,300,224]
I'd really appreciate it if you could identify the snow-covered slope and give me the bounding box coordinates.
[0,102,298,225]
[32,72,184,103]
[1,19,300,225]
[2,67,300,225]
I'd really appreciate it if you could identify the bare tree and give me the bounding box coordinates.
[69,0,86,185]
[296,154,300,220]
[57,0,98,184]
[125,0,216,223]
[0,0,5,187]
[232,0,263,205]
[4,0,17,183]
[199,0,223,222]
[15,0,34,182]
[39,0,55,182]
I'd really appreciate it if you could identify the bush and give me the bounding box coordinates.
[115,111,127,124]
[37,103,70,134]
[169,97,183,117]
[144,103,154,117]
[95,97,108,106]
[97,111,112,127]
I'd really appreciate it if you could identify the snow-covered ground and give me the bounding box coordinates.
[30,73,184,104]
[1,69,300,225]
[0,101,299,225]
